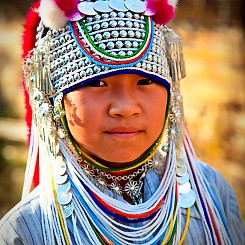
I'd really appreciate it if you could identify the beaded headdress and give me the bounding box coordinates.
[21,1,233,244]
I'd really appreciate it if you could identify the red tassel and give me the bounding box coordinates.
[146,0,175,25]
[22,0,41,186]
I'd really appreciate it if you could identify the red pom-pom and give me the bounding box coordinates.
[146,0,175,25]
[22,1,41,186]
[54,0,80,18]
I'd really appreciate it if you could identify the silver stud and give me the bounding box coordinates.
[118,51,126,56]
[134,22,140,29]
[128,30,135,37]
[50,42,55,49]
[141,62,146,69]
[87,25,92,32]
[134,14,140,19]
[74,73,80,80]
[118,12,125,17]
[64,56,69,63]
[152,65,157,72]
[68,76,74,83]
[67,44,73,52]
[101,22,109,28]
[135,31,141,38]
[76,50,83,59]
[102,13,109,19]
[158,66,162,74]
[111,30,119,38]
[109,20,117,27]
[86,68,93,76]
[118,20,125,27]
[153,55,158,62]
[52,30,59,37]
[132,41,139,48]
[99,43,106,50]
[136,62,141,68]
[110,51,117,56]
[94,66,101,73]
[124,41,132,48]
[140,23,145,29]
[54,40,60,47]
[93,23,100,31]
[73,62,78,71]
[146,63,152,71]
[141,15,144,20]
[116,41,123,49]
[107,41,114,49]
[127,50,133,55]
[65,34,71,41]
[147,53,153,61]
[61,69,66,76]
[70,53,76,61]
[86,17,93,23]
[59,37,65,44]
[93,14,101,21]
[95,33,103,41]
[110,12,117,18]
[126,20,133,28]
[103,31,110,39]
[79,60,85,67]
[85,58,92,65]
[80,70,86,78]
[57,49,62,56]
[119,30,127,37]
[61,47,67,54]
[126,12,133,18]
[141,32,145,38]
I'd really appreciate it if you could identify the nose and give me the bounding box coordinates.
[108,87,141,118]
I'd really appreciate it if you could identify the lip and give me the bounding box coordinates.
[105,126,143,139]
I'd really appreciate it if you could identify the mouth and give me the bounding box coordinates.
[105,127,144,139]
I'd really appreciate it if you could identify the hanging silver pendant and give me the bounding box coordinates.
[93,1,112,13]
[124,0,146,13]
[78,2,97,16]
[179,189,196,208]
[109,0,128,12]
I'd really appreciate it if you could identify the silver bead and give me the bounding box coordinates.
[87,25,92,32]
[65,34,71,41]
[80,70,86,78]
[50,42,55,49]
[52,30,59,37]
[126,12,133,18]
[111,30,119,38]
[110,12,117,18]
[158,66,162,74]
[101,22,109,28]
[109,20,117,27]
[61,47,67,54]
[99,43,106,50]
[73,42,77,49]
[118,12,125,18]
[95,33,103,41]
[73,62,78,71]
[119,30,127,37]
[153,55,158,62]
[118,51,126,56]
[127,50,133,55]
[116,41,123,49]
[64,56,70,63]
[147,54,153,61]
[140,23,145,29]
[85,58,92,65]
[135,31,141,38]
[94,66,101,73]
[86,68,93,76]
[126,20,133,28]
[74,73,80,80]
[136,62,141,68]
[152,65,157,72]
[68,76,74,83]
[67,44,73,52]
[61,69,66,76]
[134,22,140,29]
[93,24,100,31]
[59,37,65,44]
[141,32,145,38]
[110,51,117,56]
[134,14,140,19]
[132,41,139,48]
[54,40,60,48]
[146,63,152,71]
[67,64,73,72]
[79,60,85,67]
[141,15,144,20]
[102,13,109,19]
[141,62,146,69]
[57,49,62,56]
[86,17,93,23]
[76,50,83,59]
[124,41,132,48]
[128,30,135,37]
[70,53,76,61]
[103,32,110,39]
[93,14,101,21]
[107,41,114,49]
[118,20,125,27]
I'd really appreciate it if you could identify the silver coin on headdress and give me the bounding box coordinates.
[93,1,112,13]
[124,0,146,13]
[78,2,97,16]
[109,0,128,12]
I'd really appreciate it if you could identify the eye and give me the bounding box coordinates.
[88,80,107,87]
[137,79,154,85]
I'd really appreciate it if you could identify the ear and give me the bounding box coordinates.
[39,0,80,30]
[146,0,177,24]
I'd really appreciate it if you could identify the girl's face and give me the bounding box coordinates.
[63,74,168,168]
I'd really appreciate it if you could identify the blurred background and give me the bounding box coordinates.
[0,0,244,220]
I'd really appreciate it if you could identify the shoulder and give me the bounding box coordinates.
[197,161,245,244]
[0,187,43,245]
